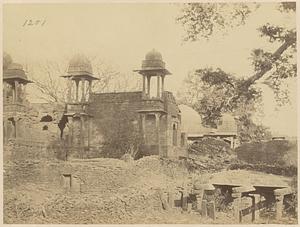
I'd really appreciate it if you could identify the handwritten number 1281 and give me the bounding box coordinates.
[23,19,46,26]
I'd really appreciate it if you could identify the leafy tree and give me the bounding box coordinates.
[177,2,296,142]
[101,110,143,159]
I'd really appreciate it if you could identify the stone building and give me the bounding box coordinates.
[3,50,187,160]
[62,50,187,159]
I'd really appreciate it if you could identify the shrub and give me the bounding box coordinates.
[235,140,297,166]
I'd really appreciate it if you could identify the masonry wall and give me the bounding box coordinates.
[88,92,144,156]
[87,91,186,158]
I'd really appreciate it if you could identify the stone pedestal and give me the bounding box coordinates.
[232,192,242,223]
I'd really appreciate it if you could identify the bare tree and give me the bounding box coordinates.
[28,56,140,104]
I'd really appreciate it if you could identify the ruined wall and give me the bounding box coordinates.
[88,92,144,156]
[87,91,186,158]
[3,103,66,162]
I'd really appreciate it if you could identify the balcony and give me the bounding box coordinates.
[3,102,27,113]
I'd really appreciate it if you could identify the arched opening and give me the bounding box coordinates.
[40,115,53,122]
[173,123,177,146]
[58,115,68,139]
[8,117,16,138]
[42,125,48,131]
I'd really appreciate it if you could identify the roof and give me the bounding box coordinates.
[3,62,32,84]
[134,49,171,75]
[179,104,238,135]
[63,54,98,81]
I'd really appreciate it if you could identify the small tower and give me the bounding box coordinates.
[62,54,98,104]
[135,49,171,98]
[3,58,32,105]
[61,54,98,157]
[3,53,32,142]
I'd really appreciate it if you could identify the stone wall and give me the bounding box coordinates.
[87,91,186,158]
[4,139,67,162]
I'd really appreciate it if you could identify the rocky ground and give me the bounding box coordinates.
[3,154,297,224]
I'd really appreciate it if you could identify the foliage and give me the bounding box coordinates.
[235,140,297,166]
[177,3,257,41]
[101,109,143,159]
[177,2,296,141]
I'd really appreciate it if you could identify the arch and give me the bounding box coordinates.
[8,117,16,138]
[40,114,53,122]
[172,123,177,146]
[42,125,48,131]
[58,115,69,139]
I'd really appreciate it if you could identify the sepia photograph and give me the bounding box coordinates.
[2,1,298,224]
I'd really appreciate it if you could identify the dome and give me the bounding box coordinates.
[7,62,23,70]
[145,49,162,61]
[142,49,165,70]
[67,54,93,76]
[3,61,30,82]
[3,52,13,70]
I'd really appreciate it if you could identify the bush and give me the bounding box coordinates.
[235,140,297,166]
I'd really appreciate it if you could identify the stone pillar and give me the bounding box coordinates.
[155,113,161,156]
[181,189,188,212]
[275,194,284,220]
[249,194,260,222]
[75,80,79,102]
[141,114,146,141]
[232,192,242,223]
[147,76,151,97]
[207,201,216,220]
[3,82,7,103]
[168,191,174,208]
[4,119,8,144]
[88,80,92,101]
[87,117,90,147]
[67,78,72,102]
[230,137,234,149]
[81,78,85,102]
[201,200,207,216]
[195,189,204,212]
[142,75,146,93]
[157,76,160,98]
[80,116,84,148]
[14,80,19,103]
[12,83,15,103]
[68,117,74,146]
[161,75,165,95]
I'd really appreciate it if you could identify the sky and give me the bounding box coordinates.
[3,2,297,136]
